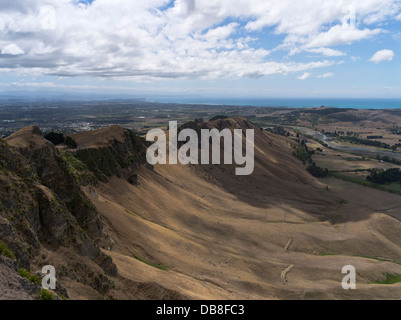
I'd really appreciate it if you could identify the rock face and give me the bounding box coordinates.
[0,126,119,299]
[70,125,147,184]
[0,256,40,300]
[6,126,104,241]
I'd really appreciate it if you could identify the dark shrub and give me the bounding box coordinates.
[65,136,77,149]
[44,132,65,145]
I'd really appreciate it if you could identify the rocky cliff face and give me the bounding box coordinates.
[6,126,104,242]
[70,125,147,184]
[0,126,122,299]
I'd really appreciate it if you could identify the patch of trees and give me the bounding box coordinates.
[307,162,329,178]
[292,140,329,177]
[44,132,65,145]
[366,168,401,184]
[292,140,309,163]
[389,126,401,135]
[367,136,383,139]
[374,154,401,166]
[326,113,363,122]
[44,131,77,148]
[268,126,289,137]
[209,115,228,121]
[338,136,391,149]
[304,108,352,115]
[327,131,364,137]
[304,108,365,122]
[326,131,345,137]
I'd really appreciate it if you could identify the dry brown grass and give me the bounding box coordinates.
[83,118,401,299]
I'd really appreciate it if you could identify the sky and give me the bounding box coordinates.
[0,0,400,100]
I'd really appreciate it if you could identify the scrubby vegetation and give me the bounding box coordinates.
[367,168,401,184]
[61,151,87,172]
[373,273,401,285]
[268,126,289,137]
[73,130,146,183]
[389,126,401,135]
[39,288,55,300]
[132,255,168,271]
[18,268,41,285]
[0,240,14,259]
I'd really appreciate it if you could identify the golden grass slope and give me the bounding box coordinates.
[70,125,129,149]
[83,118,401,300]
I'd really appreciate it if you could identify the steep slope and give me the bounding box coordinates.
[190,117,337,212]
[69,125,147,184]
[1,125,182,300]
[88,117,401,299]
[3,119,401,300]
[1,128,117,299]
[6,126,104,241]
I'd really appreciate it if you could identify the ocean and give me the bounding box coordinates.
[148,97,401,109]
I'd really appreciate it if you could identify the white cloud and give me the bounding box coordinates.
[306,47,346,57]
[318,72,334,78]
[1,43,24,55]
[369,49,395,64]
[305,25,383,48]
[298,72,311,80]
[0,0,399,80]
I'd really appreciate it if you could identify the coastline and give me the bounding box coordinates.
[147,97,401,109]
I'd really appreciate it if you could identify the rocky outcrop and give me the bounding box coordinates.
[0,129,117,299]
[0,256,40,300]
[6,126,104,242]
[70,126,147,184]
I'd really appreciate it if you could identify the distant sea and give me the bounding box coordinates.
[149,97,401,109]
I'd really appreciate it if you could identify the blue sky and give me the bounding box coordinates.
[0,0,400,99]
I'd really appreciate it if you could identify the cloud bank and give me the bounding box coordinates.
[0,0,399,80]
